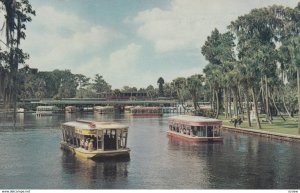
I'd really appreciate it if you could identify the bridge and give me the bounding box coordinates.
[27,98,178,113]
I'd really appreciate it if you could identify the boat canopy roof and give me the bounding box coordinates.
[168,115,222,126]
[62,120,128,134]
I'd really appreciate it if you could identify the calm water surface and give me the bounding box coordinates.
[0,112,299,189]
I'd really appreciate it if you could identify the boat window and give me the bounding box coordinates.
[196,126,206,137]
[96,131,103,150]
[207,126,213,137]
[181,125,185,134]
[104,129,117,150]
[191,126,196,136]
[186,126,191,135]
[117,130,127,149]
[214,126,220,137]
[122,131,127,148]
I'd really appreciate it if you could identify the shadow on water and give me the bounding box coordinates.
[60,151,129,188]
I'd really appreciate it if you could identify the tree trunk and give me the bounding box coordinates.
[264,75,272,124]
[297,68,300,134]
[210,85,213,111]
[224,87,228,118]
[251,87,261,129]
[237,85,244,118]
[245,87,251,127]
[233,88,238,118]
[192,94,197,111]
[215,90,219,119]
[260,81,266,115]
[282,95,293,118]
[212,88,215,115]
[271,94,286,121]
[229,90,232,118]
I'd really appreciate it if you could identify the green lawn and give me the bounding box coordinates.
[219,114,300,136]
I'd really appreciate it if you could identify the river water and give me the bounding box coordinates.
[0,112,299,189]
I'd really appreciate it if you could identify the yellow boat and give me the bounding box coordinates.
[60,119,130,159]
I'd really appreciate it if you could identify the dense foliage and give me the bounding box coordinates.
[201,3,300,133]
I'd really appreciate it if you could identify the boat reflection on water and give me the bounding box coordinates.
[61,150,129,183]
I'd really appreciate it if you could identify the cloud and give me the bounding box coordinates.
[22,5,123,71]
[21,5,143,89]
[69,43,142,89]
[133,0,299,53]
[108,43,142,72]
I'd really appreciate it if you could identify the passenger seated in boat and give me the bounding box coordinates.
[85,139,89,150]
[80,139,85,148]
[88,139,94,151]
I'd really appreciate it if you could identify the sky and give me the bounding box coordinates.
[20,0,299,89]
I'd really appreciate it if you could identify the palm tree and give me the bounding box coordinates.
[172,77,187,104]
[203,64,222,118]
[186,74,204,110]
[157,77,165,97]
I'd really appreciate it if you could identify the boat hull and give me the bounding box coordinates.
[60,142,130,159]
[167,131,223,142]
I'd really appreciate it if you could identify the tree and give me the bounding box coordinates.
[289,36,300,134]
[171,77,188,104]
[146,85,156,100]
[75,74,90,98]
[186,74,204,110]
[0,0,35,123]
[228,6,288,128]
[92,74,111,94]
[157,77,165,97]
[57,70,78,98]
[202,29,236,118]
[122,86,137,92]
[163,83,175,98]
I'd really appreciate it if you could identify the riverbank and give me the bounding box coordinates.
[222,125,300,143]
[220,115,300,143]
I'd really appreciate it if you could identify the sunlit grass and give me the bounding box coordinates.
[218,114,299,136]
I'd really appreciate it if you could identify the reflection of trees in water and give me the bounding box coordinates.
[204,132,300,189]
[167,132,300,188]
[61,152,129,186]
[93,113,125,122]
[64,112,77,122]
[158,117,164,126]
[0,113,25,127]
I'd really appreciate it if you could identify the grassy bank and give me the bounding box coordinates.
[218,114,299,136]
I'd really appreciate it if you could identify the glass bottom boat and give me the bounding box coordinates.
[61,120,130,159]
[167,115,223,142]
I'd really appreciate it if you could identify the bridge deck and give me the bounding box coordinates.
[31,99,177,106]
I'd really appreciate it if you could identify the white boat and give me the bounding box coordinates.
[36,106,59,116]
[60,119,130,159]
[167,115,223,142]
